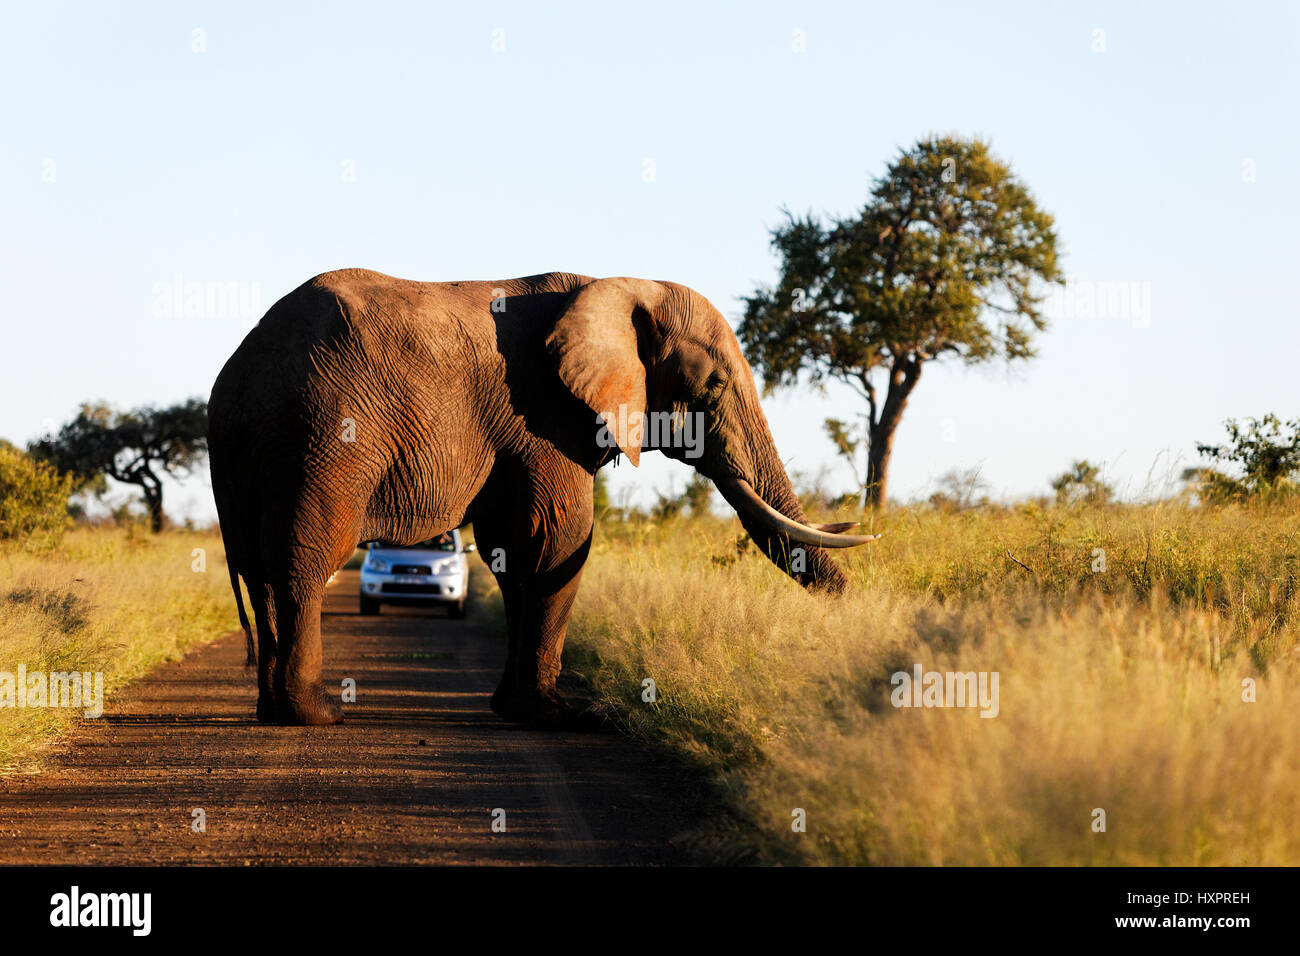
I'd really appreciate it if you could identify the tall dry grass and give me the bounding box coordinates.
[565,502,1300,865]
[0,527,236,771]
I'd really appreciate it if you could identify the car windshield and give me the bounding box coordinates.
[367,533,458,552]
[413,533,457,552]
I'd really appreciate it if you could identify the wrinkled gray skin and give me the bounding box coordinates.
[209,270,850,727]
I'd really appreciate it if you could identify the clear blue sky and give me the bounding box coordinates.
[2,0,1297,520]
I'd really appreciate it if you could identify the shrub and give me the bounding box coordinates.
[1186,415,1300,503]
[0,444,76,544]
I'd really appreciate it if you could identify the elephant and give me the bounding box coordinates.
[208,269,876,727]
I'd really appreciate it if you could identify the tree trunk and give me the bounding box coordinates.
[864,358,922,510]
[139,474,165,533]
[865,424,894,509]
[145,493,164,533]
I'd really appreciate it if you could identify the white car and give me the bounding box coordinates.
[359,531,475,618]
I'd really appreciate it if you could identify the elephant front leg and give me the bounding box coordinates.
[495,533,606,730]
[488,582,522,719]
[472,510,523,718]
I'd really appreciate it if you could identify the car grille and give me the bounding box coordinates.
[382,582,441,595]
[390,564,431,575]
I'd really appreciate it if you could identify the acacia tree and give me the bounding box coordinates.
[739,135,1063,508]
[1050,460,1114,506]
[30,399,208,532]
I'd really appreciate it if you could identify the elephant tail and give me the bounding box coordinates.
[228,563,256,667]
[210,419,255,667]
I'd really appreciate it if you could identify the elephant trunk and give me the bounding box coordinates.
[716,477,879,548]
[714,439,867,594]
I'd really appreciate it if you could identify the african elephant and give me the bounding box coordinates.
[208,269,875,727]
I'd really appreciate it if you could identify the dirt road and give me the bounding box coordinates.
[0,572,703,865]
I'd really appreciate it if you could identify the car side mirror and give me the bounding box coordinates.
[464,543,477,553]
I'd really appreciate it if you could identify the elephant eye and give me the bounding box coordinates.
[705,371,728,395]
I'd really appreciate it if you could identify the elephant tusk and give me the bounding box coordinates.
[716,478,881,549]
[811,521,859,534]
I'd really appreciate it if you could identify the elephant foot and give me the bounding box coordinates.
[255,693,278,724]
[256,658,279,723]
[491,687,610,732]
[275,683,344,726]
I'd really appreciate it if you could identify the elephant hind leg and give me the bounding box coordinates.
[262,488,358,726]
[248,580,278,723]
[270,580,344,726]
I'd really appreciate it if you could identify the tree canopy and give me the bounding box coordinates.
[1050,460,1114,507]
[739,135,1063,508]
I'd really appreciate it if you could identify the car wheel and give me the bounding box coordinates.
[449,599,466,619]
[359,595,380,616]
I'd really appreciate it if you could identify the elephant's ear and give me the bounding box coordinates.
[546,277,665,467]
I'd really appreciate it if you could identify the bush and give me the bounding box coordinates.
[0,444,76,544]
[1186,415,1300,503]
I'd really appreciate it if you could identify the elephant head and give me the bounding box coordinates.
[547,276,876,593]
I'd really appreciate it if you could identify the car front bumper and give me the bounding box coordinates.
[360,570,466,603]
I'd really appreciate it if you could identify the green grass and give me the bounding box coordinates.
[564,502,1300,865]
[0,527,237,771]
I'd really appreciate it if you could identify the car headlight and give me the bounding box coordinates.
[434,559,459,575]
[366,557,388,572]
